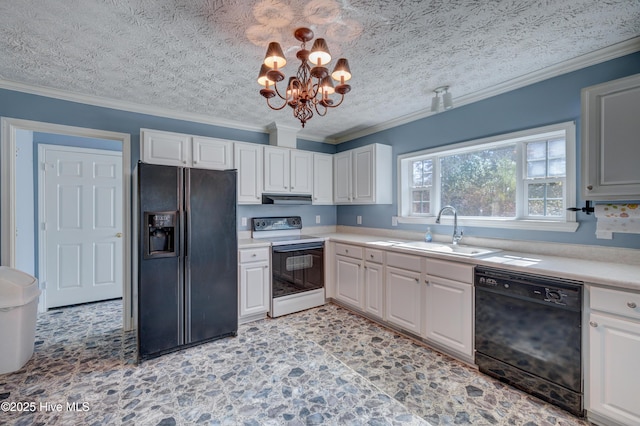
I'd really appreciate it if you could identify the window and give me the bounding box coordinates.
[398,122,577,231]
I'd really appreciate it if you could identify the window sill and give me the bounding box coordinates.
[395,216,579,232]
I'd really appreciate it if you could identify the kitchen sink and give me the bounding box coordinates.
[393,241,501,257]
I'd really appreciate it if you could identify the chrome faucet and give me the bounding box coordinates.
[435,205,463,245]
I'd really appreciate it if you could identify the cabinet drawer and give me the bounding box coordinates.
[387,251,422,272]
[590,286,640,320]
[364,248,384,264]
[335,243,363,259]
[239,247,270,263]
[426,259,473,284]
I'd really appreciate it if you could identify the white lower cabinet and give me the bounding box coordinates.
[364,248,384,319]
[385,252,424,335]
[238,247,270,324]
[334,243,364,309]
[424,259,474,360]
[588,286,640,426]
[386,266,423,335]
[335,256,363,309]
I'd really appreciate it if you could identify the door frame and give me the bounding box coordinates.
[1,117,133,331]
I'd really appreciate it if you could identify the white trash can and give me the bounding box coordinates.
[0,266,41,374]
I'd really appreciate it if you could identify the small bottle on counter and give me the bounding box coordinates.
[425,227,432,242]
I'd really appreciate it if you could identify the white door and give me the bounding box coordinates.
[40,145,123,308]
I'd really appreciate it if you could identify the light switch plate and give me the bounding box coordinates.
[316,215,321,224]
[241,217,247,226]
[392,216,398,226]
[357,215,362,225]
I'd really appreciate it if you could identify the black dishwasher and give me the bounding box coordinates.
[475,266,584,417]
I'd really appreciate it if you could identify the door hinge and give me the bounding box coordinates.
[41,222,47,231]
[41,281,47,290]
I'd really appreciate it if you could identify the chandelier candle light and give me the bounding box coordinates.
[258,27,352,127]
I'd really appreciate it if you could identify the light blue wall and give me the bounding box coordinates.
[2,51,639,253]
[0,90,338,257]
[336,52,640,249]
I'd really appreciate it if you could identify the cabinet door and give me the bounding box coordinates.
[334,151,352,203]
[582,74,640,199]
[353,145,375,203]
[386,266,422,335]
[424,276,473,357]
[264,146,290,193]
[142,129,190,167]
[588,312,640,425]
[234,143,262,204]
[313,153,333,204]
[192,137,233,170]
[364,262,384,319]
[335,255,362,308]
[290,150,313,194]
[239,261,270,317]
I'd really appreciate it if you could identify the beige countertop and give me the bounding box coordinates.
[240,231,640,292]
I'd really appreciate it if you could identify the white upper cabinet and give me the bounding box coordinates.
[290,149,313,194]
[263,146,313,194]
[234,142,263,204]
[142,129,191,167]
[582,73,640,200]
[192,136,234,170]
[333,143,392,204]
[313,153,333,204]
[141,129,233,170]
[333,151,352,203]
[263,146,289,193]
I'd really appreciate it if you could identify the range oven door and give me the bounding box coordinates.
[271,242,324,299]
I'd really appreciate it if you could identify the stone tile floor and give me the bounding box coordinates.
[0,300,589,425]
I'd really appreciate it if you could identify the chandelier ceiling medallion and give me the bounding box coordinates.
[258,27,352,128]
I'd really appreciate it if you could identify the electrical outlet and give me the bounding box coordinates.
[392,216,398,226]
[241,217,247,226]
[357,215,362,225]
[316,215,321,224]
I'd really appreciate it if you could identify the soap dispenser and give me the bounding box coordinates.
[425,227,432,242]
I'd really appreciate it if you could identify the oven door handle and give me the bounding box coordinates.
[272,243,324,253]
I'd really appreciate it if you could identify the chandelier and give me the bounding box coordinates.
[257,27,352,128]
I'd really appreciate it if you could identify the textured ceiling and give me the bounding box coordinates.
[1,0,639,142]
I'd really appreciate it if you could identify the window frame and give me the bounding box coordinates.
[396,121,578,232]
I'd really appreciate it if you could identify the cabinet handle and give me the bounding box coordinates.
[345,249,349,253]
[183,160,187,164]
[589,321,598,328]
[370,254,374,258]
[415,278,419,283]
[251,253,257,257]
[628,301,637,309]
[425,279,429,285]
[587,185,593,191]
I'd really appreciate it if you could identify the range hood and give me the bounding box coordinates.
[262,194,312,205]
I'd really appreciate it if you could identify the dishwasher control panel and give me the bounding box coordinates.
[475,266,583,310]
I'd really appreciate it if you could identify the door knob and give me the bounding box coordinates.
[628,301,637,309]
[589,321,598,328]
[116,233,122,238]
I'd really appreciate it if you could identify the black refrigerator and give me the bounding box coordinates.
[137,162,237,360]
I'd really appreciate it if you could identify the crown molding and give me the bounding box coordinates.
[329,36,640,144]
[0,79,271,135]
[1,37,638,145]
